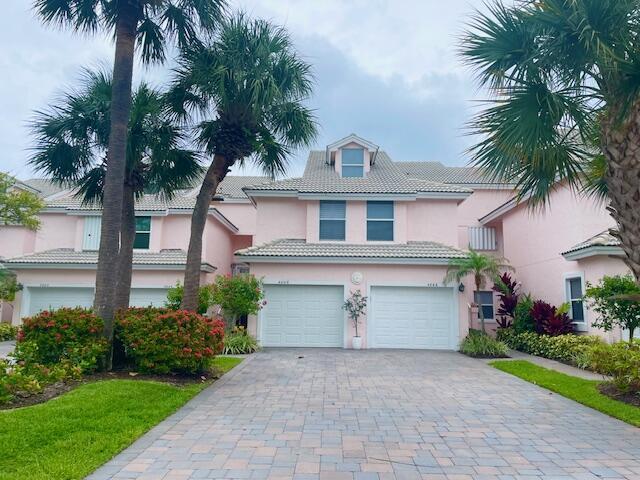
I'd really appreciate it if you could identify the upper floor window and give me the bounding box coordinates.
[83,216,101,251]
[341,148,364,178]
[319,200,346,241]
[468,227,497,251]
[565,276,585,323]
[133,216,151,249]
[367,201,394,241]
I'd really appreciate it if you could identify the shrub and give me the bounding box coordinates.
[165,282,216,315]
[513,294,535,333]
[497,329,605,365]
[530,300,574,336]
[13,308,108,373]
[584,274,640,343]
[459,330,509,358]
[222,326,260,354]
[212,274,265,327]
[586,341,640,393]
[493,272,519,328]
[0,323,17,341]
[117,307,225,374]
[0,358,81,404]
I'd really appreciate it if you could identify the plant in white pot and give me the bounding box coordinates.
[343,290,367,350]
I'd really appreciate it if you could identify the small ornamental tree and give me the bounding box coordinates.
[0,266,22,302]
[343,290,367,338]
[211,274,265,328]
[166,282,215,315]
[0,172,44,230]
[584,275,640,344]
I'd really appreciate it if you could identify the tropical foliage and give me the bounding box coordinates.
[459,330,508,358]
[584,274,640,343]
[530,300,574,336]
[32,0,226,346]
[587,341,640,393]
[165,14,317,309]
[493,272,519,328]
[0,323,17,342]
[30,70,201,310]
[461,0,640,282]
[222,326,260,355]
[444,249,511,332]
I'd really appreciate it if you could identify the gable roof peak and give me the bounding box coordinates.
[326,134,379,152]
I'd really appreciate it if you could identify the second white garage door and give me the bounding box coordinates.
[261,285,344,347]
[370,286,456,349]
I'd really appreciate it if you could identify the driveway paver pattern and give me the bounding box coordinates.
[88,349,640,480]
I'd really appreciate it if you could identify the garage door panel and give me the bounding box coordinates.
[27,287,94,316]
[262,285,344,347]
[371,286,455,350]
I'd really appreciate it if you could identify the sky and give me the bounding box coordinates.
[0,0,489,180]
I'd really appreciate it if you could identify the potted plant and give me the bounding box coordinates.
[343,290,367,349]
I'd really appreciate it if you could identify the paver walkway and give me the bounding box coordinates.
[0,340,14,359]
[89,349,640,480]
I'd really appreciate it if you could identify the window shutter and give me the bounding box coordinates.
[468,227,497,250]
[82,216,101,251]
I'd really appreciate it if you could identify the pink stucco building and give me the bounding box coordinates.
[1,134,631,347]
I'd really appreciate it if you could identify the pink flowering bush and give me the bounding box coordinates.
[116,307,225,374]
[14,308,108,373]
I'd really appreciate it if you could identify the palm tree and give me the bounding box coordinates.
[33,0,226,339]
[166,15,318,310]
[444,249,512,333]
[460,0,640,283]
[30,69,201,313]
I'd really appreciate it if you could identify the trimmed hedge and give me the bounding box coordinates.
[117,308,225,374]
[497,329,605,366]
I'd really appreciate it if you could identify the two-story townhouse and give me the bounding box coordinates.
[235,135,516,350]
[236,134,631,349]
[0,176,266,323]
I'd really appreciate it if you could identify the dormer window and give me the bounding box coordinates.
[341,148,365,178]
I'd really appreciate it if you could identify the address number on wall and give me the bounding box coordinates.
[277,280,290,285]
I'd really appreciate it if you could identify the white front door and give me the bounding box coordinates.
[261,285,344,347]
[26,286,95,316]
[370,286,456,349]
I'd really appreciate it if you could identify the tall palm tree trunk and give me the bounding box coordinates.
[114,183,136,311]
[602,108,640,282]
[181,154,230,311]
[93,9,137,363]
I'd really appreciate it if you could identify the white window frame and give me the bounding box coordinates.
[133,216,152,250]
[564,272,587,330]
[474,290,495,322]
[319,200,346,241]
[341,147,365,178]
[366,201,394,242]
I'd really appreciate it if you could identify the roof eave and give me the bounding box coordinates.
[3,262,216,273]
[562,246,625,261]
[233,255,460,265]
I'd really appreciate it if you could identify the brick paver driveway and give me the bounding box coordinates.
[89,349,640,480]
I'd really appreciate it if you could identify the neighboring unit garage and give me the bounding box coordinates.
[24,286,170,316]
[260,284,345,347]
[369,286,457,349]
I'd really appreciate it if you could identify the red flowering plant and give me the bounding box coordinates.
[13,308,108,373]
[116,307,224,374]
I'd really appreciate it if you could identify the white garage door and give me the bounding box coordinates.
[27,287,94,316]
[261,285,344,347]
[370,286,456,349]
[129,288,169,308]
[26,286,169,316]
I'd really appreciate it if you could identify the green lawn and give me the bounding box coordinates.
[491,360,640,427]
[0,356,243,480]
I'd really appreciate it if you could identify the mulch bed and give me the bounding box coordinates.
[598,382,640,407]
[1,367,221,411]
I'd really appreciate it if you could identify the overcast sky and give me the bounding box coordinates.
[0,1,488,180]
